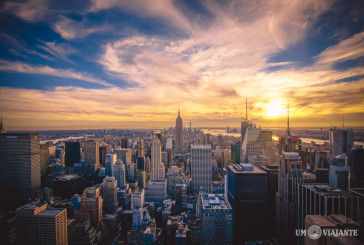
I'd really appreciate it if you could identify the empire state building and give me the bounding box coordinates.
[175,109,183,154]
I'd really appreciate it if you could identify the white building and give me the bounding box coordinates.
[191,145,212,193]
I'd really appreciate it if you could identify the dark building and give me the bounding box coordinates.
[351,148,364,186]
[65,142,81,167]
[52,175,85,199]
[230,141,241,164]
[260,163,278,239]
[16,203,68,245]
[329,128,354,156]
[298,184,359,244]
[315,168,329,183]
[0,133,41,211]
[40,144,49,177]
[227,163,267,243]
[137,156,145,171]
[72,221,102,245]
[99,145,108,167]
[51,201,75,218]
[121,138,128,148]
[275,152,316,245]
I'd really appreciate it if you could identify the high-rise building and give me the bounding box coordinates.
[175,109,184,154]
[0,133,41,211]
[121,137,129,148]
[298,184,359,234]
[275,152,316,245]
[227,163,268,242]
[112,160,126,188]
[241,126,263,162]
[145,179,167,207]
[103,176,118,212]
[191,145,212,193]
[198,193,232,244]
[328,153,350,190]
[231,141,241,164]
[16,203,67,245]
[65,142,81,167]
[131,189,145,210]
[75,187,102,227]
[99,145,108,167]
[138,139,145,157]
[83,140,100,173]
[151,137,165,180]
[40,144,49,176]
[105,153,117,177]
[0,115,6,133]
[329,128,354,156]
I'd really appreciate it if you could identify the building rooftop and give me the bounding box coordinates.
[283,151,301,159]
[200,194,231,210]
[228,164,266,174]
[191,144,212,149]
[302,184,355,198]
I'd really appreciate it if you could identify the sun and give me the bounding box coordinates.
[264,100,286,118]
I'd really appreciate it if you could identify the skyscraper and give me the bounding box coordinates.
[75,187,102,227]
[175,109,183,154]
[198,193,232,244]
[329,127,354,156]
[113,159,126,188]
[151,137,165,180]
[241,126,263,162]
[16,203,68,245]
[40,143,49,176]
[83,140,100,173]
[191,145,212,193]
[0,115,6,133]
[227,163,268,243]
[275,152,316,245]
[297,184,359,244]
[138,139,145,157]
[103,176,118,212]
[0,133,41,211]
[65,142,81,167]
[105,153,117,176]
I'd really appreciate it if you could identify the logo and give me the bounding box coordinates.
[307,225,322,240]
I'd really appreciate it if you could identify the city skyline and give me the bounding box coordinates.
[1,0,364,130]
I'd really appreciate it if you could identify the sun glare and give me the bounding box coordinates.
[264,100,286,118]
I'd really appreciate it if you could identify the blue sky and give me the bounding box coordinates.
[0,0,364,130]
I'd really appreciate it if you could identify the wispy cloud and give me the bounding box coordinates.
[37,41,78,63]
[0,0,49,22]
[315,31,364,66]
[0,60,113,87]
[54,16,110,40]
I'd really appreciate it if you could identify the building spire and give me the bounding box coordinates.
[0,115,6,134]
[287,104,290,136]
[178,106,180,117]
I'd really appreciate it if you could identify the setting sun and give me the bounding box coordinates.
[264,100,287,118]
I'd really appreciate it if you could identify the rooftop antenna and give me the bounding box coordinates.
[343,114,344,130]
[287,104,291,136]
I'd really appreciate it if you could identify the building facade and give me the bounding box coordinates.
[191,145,212,193]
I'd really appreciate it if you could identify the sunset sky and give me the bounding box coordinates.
[1,0,364,130]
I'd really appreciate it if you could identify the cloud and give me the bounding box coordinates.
[37,41,78,63]
[54,16,110,40]
[88,0,192,33]
[315,31,364,66]
[1,0,49,22]
[0,60,113,87]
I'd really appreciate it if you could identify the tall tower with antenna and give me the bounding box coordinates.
[241,94,251,145]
